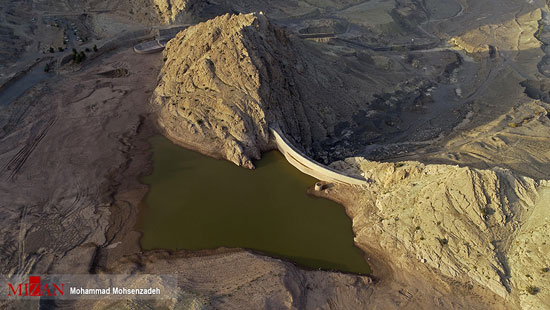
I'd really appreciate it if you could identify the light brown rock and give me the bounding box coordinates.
[330,157,550,308]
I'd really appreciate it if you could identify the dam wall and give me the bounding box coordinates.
[269,127,367,186]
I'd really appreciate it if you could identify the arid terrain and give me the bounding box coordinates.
[1,0,550,309]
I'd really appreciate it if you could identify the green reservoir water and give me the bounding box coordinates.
[139,135,370,274]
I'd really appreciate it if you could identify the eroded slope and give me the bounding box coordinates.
[153,13,314,168]
[329,157,550,308]
[153,12,460,167]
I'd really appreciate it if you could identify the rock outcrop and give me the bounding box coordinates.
[154,12,379,168]
[76,250,375,310]
[151,6,550,310]
[330,158,550,308]
[449,9,541,55]
[153,0,201,24]
[152,12,446,168]
[153,13,313,168]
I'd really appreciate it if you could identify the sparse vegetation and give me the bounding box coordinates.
[85,47,90,52]
[49,47,54,53]
[481,206,494,217]
[438,237,448,246]
[541,267,550,273]
[72,49,87,64]
[44,64,50,72]
[93,44,98,52]
[58,47,64,52]
[526,285,540,295]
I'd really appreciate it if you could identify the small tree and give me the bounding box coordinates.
[44,64,50,72]
[73,50,84,64]
[49,47,54,53]
[93,44,98,52]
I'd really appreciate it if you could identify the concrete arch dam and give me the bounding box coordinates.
[269,127,367,186]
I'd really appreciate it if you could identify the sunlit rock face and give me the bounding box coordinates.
[152,13,311,168]
[152,12,378,168]
[332,157,550,308]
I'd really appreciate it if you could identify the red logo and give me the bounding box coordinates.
[8,276,64,297]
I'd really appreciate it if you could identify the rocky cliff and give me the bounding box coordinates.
[151,7,550,310]
[153,0,200,24]
[330,158,550,309]
[153,12,385,168]
[153,13,315,168]
[152,12,448,168]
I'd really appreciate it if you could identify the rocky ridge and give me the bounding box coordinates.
[153,0,201,24]
[330,158,550,308]
[153,12,312,168]
[150,6,550,310]
[152,12,448,168]
[153,12,383,168]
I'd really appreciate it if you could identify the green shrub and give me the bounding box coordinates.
[93,44,98,52]
[44,64,50,72]
[73,50,86,64]
[49,47,54,53]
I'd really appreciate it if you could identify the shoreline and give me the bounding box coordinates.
[126,128,375,278]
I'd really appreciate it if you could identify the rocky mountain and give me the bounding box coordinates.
[153,0,212,24]
[153,12,376,168]
[152,12,455,168]
[330,158,550,309]
[153,13,311,168]
[150,4,550,309]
